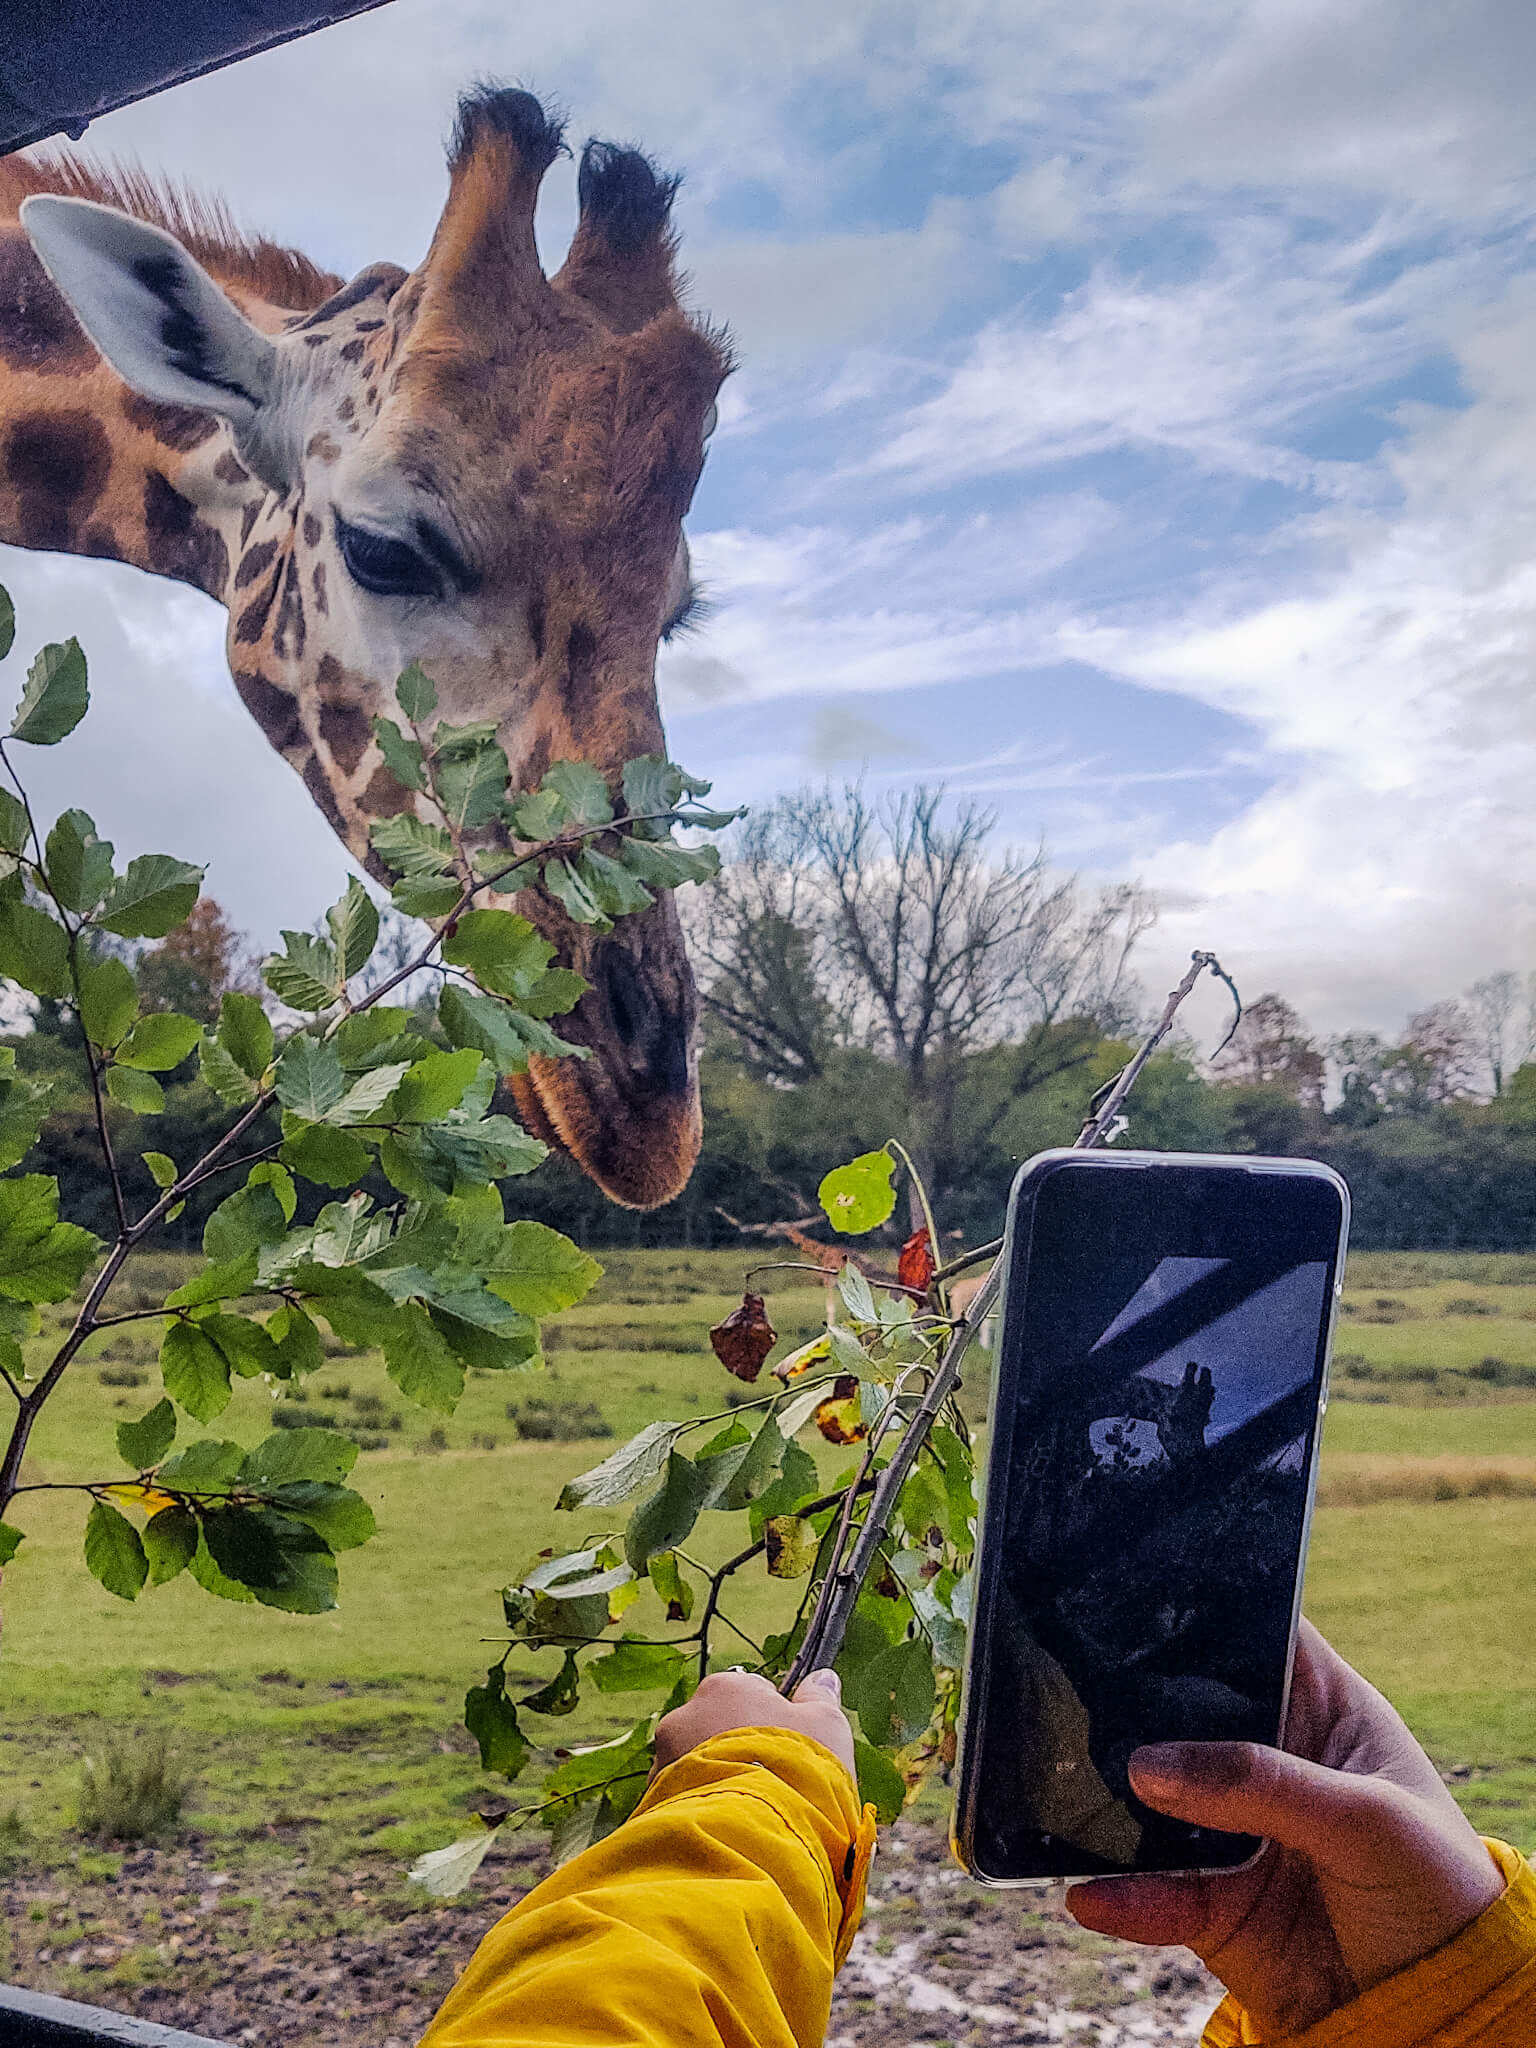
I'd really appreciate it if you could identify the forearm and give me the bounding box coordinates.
[1201,1841,1536,2048]
[420,1730,876,2048]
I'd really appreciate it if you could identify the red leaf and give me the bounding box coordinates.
[709,1291,777,1381]
[897,1226,935,1293]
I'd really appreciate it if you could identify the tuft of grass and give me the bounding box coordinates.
[77,1735,195,1843]
[96,1365,147,1388]
[505,1396,612,1442]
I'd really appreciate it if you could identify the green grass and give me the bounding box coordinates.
[3,1245,1535,1889]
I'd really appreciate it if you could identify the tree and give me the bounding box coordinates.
[691,785,1152,1209]
[135,898,256,1023]
[0,591,734,1637]
[1464,976,1520,1097]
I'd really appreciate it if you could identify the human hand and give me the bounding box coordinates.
[653,1668,856,1784]
[1067,1620,1505,2037]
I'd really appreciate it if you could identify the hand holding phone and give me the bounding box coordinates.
[1067,1620,1506,2038]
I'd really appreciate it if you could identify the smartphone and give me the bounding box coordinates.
[952,1148,1348,1884]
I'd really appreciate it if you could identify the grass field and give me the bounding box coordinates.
[2,1244,1534,2002]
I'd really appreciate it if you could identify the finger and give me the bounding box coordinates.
[793,1668,842,1706]
[1129,1741,1390,1866]
[1068,1873,1211,1950]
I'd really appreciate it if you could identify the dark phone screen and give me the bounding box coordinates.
[963,1156,1344,1881]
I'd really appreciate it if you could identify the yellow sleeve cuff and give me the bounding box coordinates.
[1202,1840,1536,2047]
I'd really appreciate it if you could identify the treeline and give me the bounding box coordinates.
[12,795,1536,1255]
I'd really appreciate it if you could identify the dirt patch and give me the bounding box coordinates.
[3,1821,1220,2047]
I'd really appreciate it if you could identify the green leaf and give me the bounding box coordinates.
[0,1176,97,1303]
[218,993,273,1080]
[624,1450,709,1573]
[321,1061,408,1127]
[0,788,28,855]
[819,1149,897,1236]
[263,931,339,1012]
[0,897,70,997]
[84,1498,148,1599]
[164,1252,257,1310]
[648,1550,695,1623]
[265,1480,375,1551]
[749,1440,821,1539]
[437,983,532,1075]
[619,835,721,889]
[483,1221,602,1316]
[542,856,611,929]
[576,847,653,918]
[142,1505,198,1586]
[435,735,509,833]
[78,958,138,1049]
[160,1319,232,1423]
[106,1065,164,1115]
[99,855,203,940]
[188,1530,256,1602]
[44,808,113,912]
[12,638,88,744]
[519,966,589,1019]
[389,1048,484,1123]
[442,909,554,998]
[520,1650,581,1717]
[391,873,462,918]
[156,1438,244,1492]
[408,1822,504,1899]
[202,1506,337,1612]
[464,1666,530,1778]
[281,1121,370,1188]
[327,878,379,981]
[846,1638,936,1749]
[198,1031,256,1106]
[242,1427,358,1488]
[382,1300,464,1413]
[203,1181,286,1265]
[0,1521,23,1566]
[275,1034,345,1120]
[116,1397,176,1469]
[620,754,688,826]
[715,1413,785,1514]
[395,661,438,723]
[557,1421,680,1513]
[504,787,568,841]
[543,761,613,828]
[200,1312,282,1380]
[0,585,12,662]
[371,715,426,792]
[116,1011,200,1072]
[764,1513,820,1580]
[853,1740,907,1825]
[368,812,455,880]
[590,1636,691,1695]
[0,1062,50,1170]
[141,1151,177,1190]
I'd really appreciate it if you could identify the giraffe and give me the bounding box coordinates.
[0,84,731,1209]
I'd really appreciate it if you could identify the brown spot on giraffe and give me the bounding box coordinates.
[305,431,340,463]
[231,669,305,754]
[3,409,110,550]
[310,559,328,614]
[0,232,93,373]
[301,512,322,547]
[319,698,372,775]
[300,749,347,834]
[122,393,218,452]
[214,450,251,486]
[360,761,416,816]
[143,469,229,595]
[235,537,278,588]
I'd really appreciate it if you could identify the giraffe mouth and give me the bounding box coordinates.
[506,896,702,1209]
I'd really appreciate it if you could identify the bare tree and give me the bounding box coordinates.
[1466,973,1521,1095]
[1213,992,1325,1110]
[690,784,1154,1207]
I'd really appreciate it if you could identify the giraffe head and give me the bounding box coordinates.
[20,87,732,1208]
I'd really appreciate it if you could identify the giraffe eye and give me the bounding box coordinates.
[334,514,440,599]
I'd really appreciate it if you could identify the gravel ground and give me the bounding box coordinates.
[3,1820,1221,2046]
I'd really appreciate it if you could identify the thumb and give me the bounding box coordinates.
[1130,1742,1394,1868]
[793,1668,842,1705]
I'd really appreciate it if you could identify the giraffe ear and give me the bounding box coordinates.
[20,194,279,443]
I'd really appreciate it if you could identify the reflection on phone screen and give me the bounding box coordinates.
[970,1166,1339,1880]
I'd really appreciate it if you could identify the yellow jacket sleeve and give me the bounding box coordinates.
[418,1729,878,2048]
[1201,1839,1536,2046]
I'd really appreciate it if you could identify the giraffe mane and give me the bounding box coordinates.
[0,152,344,311]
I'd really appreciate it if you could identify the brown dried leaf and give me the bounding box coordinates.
[709,1291,776,1381]
[814,1373,867,1445]
[897,1226,935,1293]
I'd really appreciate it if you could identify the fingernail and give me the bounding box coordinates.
[799,1668,841,1700]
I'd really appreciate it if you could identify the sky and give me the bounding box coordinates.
[5,0,1536,1048]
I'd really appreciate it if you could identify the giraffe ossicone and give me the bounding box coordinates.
[0,84,733,1208]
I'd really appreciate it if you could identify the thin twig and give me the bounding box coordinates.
[0,1358,23,1404]
[929,1237,1002,1288]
